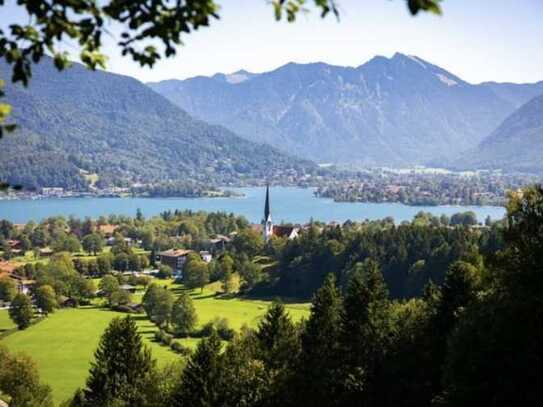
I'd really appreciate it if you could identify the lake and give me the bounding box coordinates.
[0,187,506,224]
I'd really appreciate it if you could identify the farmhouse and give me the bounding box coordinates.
[97,224,118,238]
[206,235,231,253]
[159,249,194,272]
[0,260,21,277]
[6,239,21,250]
[0,261,31,294]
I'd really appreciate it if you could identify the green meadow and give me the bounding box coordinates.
[0,309,16,334]
[0,284,309,404]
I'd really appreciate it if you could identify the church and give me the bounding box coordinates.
[261,185,300,242]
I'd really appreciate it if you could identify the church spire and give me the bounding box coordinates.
[262,184,273,242]
[264,184,271,221]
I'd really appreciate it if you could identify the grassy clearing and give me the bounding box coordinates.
[1,283,310,404]
[0,309,16,334]
[2,307,178,404]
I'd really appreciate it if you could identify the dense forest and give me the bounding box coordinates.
[266,215,502,299]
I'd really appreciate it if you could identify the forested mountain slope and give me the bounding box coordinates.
[454,93,543,174]
[0,60,313,190]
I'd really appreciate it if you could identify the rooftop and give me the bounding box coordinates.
[159,249,194,257]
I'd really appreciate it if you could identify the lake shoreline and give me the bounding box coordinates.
[0,186,506,225]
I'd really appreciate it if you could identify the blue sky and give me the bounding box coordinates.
[2,0,542,83]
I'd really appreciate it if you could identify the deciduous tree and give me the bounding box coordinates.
[9,293,33,329]
[0,276,17,302]
[171,291,198,336]
[35,284,58,315]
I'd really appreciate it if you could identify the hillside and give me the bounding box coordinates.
[148,53,542,166]
[0,60,314,190]
[454,94,543,174]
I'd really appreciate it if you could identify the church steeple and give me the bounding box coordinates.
[262,184,273,242]
[264,184,271,221]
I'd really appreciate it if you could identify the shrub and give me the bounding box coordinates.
[154,329,173,346]
[196,321,215,338]
[113,305,134,313]
[192,318,234,340]
[170,341,192,356]
[213,317,235,341]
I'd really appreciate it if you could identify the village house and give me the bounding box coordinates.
[6,239,21,250]
[199,251,212,263]
[41,187,64,196]
[39,247,54,257]
[0,261,20,288]
[119,284,137,293]
[158,249,194,273]
[206,235,231,254]
[97,224,118,238]
[106,236,136,246]
[5,239,23,255]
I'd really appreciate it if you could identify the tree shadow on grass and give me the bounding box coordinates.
[190,293,217,300]
[129,314,148,321]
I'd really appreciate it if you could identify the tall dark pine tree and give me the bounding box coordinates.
[171,330,222,407]
[255,301,300,405]
[255,301,299,371]
[83,316,156,406]
[340,259,390,406]
[442,185,543,406]
[294,273,344,406]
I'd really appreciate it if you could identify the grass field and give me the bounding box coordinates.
[1,284,310,404]
[0,309,16,334]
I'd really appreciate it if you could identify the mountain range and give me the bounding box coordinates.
[149,53,543,167]
[1,53,542,191]
[0,59,313,190]
[453,93,543,173]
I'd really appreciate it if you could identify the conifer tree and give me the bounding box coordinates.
[83,316,156,406]
[255,301,299,371]
[254,301,300,405]
[442,185,543,406]
[340,259,390,406]
[171,330,222,407]
[294,273,343,406]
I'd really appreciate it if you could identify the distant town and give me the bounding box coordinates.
[2,168,540,208]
